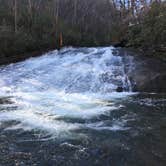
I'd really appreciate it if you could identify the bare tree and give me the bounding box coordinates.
[55,0,59,26]
[14,0,17,33]
[28,0,32,18]
[131,0,136,16]
[73,0,77,25]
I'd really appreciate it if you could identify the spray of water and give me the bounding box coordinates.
[0,47,134,138]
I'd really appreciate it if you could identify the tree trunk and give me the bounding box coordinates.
[73,0,77,25]
[55,0,59,26]
[14,0,17,33]
[59,32,63,48]
[131,0,135,16]
[28,0,32,18]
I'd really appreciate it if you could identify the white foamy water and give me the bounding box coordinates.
[0,47,134,138]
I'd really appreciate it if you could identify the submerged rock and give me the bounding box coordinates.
[116,87,123,92]
[0,97,13,105]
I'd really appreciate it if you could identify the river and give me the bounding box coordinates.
[0,47,166,165]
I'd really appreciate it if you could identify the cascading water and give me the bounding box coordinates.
[1,47,166,166]
[0,47,134,138]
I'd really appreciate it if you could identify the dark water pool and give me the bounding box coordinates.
[0,93,166,166]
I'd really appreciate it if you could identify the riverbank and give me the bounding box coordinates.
[0,47,56,66]
[1,46,165,67]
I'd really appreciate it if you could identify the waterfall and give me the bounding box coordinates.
[0,47,133,94]
[0,47,134,137]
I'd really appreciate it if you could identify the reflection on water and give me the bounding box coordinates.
[0,47,166,165]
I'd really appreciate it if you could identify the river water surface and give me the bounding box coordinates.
[0,47,166,166]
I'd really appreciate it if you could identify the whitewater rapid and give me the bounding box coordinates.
[0,47,135,138]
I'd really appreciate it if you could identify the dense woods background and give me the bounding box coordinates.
[0,0,166,63]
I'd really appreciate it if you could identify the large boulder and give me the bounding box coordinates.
[116,48,166,92]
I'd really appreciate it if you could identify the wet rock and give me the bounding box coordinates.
[130,66,166,93]
[118,48,166,92]
[116,87,123,92]
[137,74,166,92]
[0,97,13,105]
[10,152,32,160]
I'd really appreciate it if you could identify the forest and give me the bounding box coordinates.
[1,1,166,165]
[0,0,166,64]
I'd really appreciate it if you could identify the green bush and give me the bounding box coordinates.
[127,2,166,58]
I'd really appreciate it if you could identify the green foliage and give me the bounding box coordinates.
[0,0,165,63]
[0,0,119,61]
[127,2,166,58]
